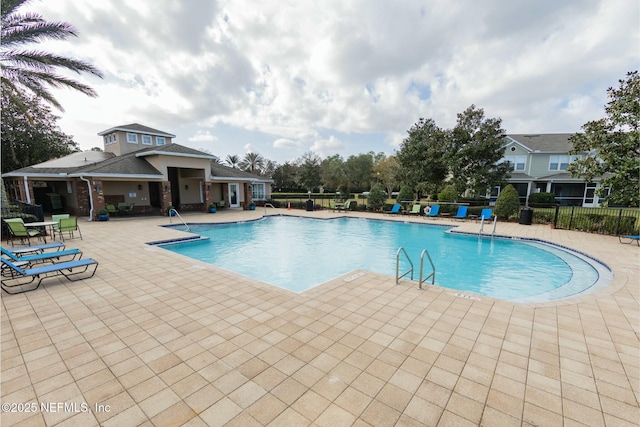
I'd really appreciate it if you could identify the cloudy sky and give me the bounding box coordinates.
[22,0,639,164]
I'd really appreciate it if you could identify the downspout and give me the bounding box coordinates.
[23,176,31,204]
[79,176,94,221]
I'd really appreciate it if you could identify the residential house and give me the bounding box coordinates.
[496,134,609,207]
[2,124,273,218]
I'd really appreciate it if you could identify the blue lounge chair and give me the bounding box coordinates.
[8,242,65,255]
[479,208,493,220]
[619,235,640,246]
[1,257,98,294]
[452,206,469,220]
[384,204,401,215]
[424,205,440,218]
[1,246,81,264]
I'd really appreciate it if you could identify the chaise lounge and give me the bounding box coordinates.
[1,257,99,294]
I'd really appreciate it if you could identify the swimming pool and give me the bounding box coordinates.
[154,216,612,302]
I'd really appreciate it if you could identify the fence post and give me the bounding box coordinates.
[553,205,560,229]
[615,208,623,236]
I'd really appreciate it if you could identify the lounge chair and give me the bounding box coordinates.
[1,246,81,277]
[479,208,493,221]
[3,218,43,247]
[337,200,352,212]
[452,206,469,220]
[384,204,401,215]
[618,235,640,246]
[424,205,440,218]
[330,200,343,212]
[1,257,98,294]
[57,217,82,241]
[8,242,65,255]
[408,204,422,215]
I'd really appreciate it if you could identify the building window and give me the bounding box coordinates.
[549,155,579,171]
[252,183,265,200]
[155,137,166,146]
[502,156,526,171]
[142,135,152,145]
[126,133,138,144]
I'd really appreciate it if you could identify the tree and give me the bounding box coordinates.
[225,154,240,168]
[272,161,298,191]
[373,155,399,199]
[2,88,79,173]
[295,152,322,192]
[397,185,414,202]
[367,184,387,211]
[344,153,374,192]
[568,71,640,206]
[1,0,103,110]
[448,105,511,197]
[494,184,521,220]
[240,152,265,174]
[320,154,345,191]
[396,118,449,197]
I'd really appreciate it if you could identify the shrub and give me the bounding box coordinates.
[438,185,458,202]
[367,184,387,212]
[397,185,414,202]
[494,185,521,220]
[528,192,556,205]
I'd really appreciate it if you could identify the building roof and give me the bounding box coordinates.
[210,162,273,182]
[97,123,176,138]
[507,134,574,153]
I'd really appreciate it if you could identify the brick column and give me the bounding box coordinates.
[161,181,172,215]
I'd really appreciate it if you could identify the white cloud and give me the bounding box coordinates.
[188,131,217,143]
[17,0,639,164]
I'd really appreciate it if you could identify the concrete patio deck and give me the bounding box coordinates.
[1,209,638,426]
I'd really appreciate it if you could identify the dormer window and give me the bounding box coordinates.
[126,133,138,144]
[155,137,166,146]
[142,135,152,145]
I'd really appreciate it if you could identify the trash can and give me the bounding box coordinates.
[519,207,533,225]
[306,199,314,211]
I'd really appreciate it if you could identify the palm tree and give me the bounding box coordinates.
[1,0,103,110]
[240,152,266,175]
[225,154,240,169]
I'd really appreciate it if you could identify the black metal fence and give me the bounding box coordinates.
[531,204,640,236]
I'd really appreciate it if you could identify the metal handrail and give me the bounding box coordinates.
[168,209,190,231]
[418,249,435,289]
[264,203,281,215]
[395,247,414,284]
[491,216,497,236]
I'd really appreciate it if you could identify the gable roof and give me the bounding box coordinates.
[97,123,176,138]
[507,134,574,153]
[210,162,273,182]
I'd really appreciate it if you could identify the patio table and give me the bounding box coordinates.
[25,221,57,244]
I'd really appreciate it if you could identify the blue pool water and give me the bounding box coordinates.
[156,216,610,302]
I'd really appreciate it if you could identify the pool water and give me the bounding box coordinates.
[157,216,610,302]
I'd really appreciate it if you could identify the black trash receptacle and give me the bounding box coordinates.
[306,199,314,211]
[519,207,533,225]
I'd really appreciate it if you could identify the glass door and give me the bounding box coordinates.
[228,183,240,208]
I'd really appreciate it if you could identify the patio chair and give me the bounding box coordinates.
[409,204,422,215]
[337,200,353,212]
[479,208,493,221]
[329,200,342,212]
[1,246,82,277]
[57,217,82,241]
[218,200,226,209]
[383,204,401,215]
[1,257,98,294]
[424,205,440,218]
[618,235,640,246]
[3,218,43,247]
[51,214,70,235]
[106,204,118,215]
[452,206,469,220]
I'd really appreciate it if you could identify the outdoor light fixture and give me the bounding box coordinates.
[138,184,143,190]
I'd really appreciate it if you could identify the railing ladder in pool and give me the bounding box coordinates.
[396,247,436,289]
[264,203,281,216]
[168,209,190,231]
[395,247,413,284]
[478,216,498,236]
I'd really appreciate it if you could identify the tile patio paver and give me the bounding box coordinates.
[1,209,638,426]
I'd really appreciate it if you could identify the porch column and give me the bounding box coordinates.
[90,180,106,220]
[204,182,213,212]
[161,181,172,215]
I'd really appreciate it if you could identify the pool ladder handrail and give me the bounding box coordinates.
[264,203,281,216]
[395,247,435,289]
[479,215,497,236]
[168,208,190,231]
